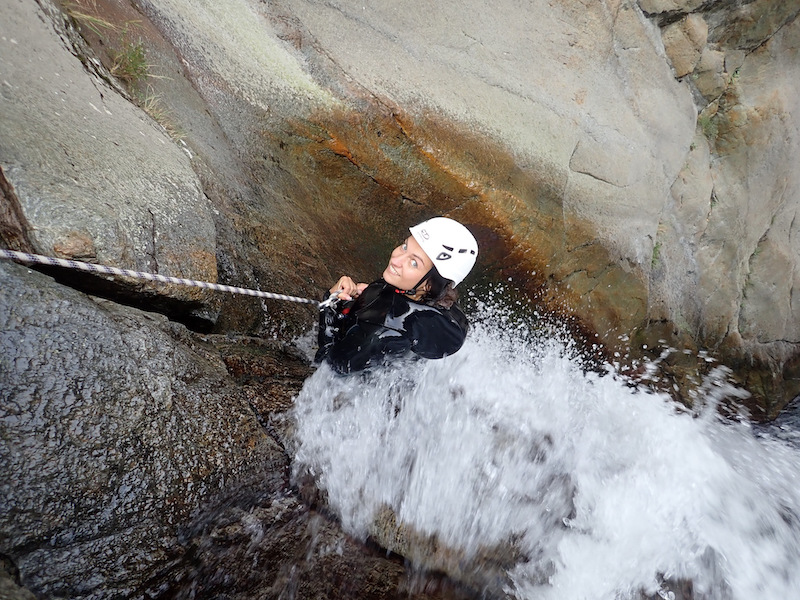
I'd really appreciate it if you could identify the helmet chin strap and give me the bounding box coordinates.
[394,270,431,296]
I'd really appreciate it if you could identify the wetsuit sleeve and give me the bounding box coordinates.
[404,305,468,359]
[315,291,354,363]
[324,322,411,373]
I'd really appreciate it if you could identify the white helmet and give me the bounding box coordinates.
[410,217,478,287]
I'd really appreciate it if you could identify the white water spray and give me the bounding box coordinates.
[290,296,800,599]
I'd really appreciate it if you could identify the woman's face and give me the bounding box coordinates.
[383,235,432,291]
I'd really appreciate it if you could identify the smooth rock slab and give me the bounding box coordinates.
[0,0,217,311]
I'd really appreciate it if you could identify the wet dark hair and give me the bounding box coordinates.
[417,266,459,308]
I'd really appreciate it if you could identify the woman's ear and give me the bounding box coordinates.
[410,281,431,301]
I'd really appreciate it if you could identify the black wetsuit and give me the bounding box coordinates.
[315,279,469,374]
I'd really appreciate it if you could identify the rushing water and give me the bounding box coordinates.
[290,294,800,600]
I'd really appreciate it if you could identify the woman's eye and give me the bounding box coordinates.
[410,259,418,268]
[402,243,408,251]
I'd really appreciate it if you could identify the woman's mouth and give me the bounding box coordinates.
[388,265,400,277]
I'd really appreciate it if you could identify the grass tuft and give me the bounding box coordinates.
[698,113,718,140]
[651,240,662,269]
[137,86,183,141]
[110,37,148,83]
[63,1,118,36]
[60,2,182,142]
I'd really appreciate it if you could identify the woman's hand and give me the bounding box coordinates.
[330,276,368,301]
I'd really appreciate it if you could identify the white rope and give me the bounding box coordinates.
[0,248,326,308]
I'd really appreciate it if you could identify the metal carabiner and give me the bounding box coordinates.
[318,290,342,310]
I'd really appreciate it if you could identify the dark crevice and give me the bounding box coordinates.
[401,194,424,206]
[0,166,36,252]
[0,553,24,587]
[10,260,219,332]
[737,6,800,54]
[148,208,159,273]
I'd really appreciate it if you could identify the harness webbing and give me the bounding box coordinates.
[0,248,325,308]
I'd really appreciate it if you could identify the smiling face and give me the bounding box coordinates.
[382,236,433,292]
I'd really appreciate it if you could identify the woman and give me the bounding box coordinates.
[316,217,479,374]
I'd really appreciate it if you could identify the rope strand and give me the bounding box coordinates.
[0,248,323,307]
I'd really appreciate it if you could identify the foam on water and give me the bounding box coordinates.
[290,296,800,599]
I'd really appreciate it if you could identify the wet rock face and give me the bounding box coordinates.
[0,261,284,596]
[156,494,476,600]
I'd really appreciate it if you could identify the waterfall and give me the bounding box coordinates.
[290,294,800,599]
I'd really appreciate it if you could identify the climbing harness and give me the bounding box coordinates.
[0,248,334,310]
